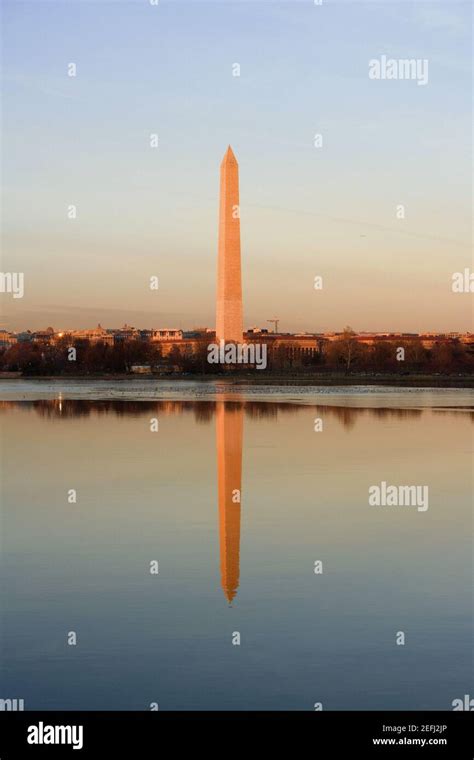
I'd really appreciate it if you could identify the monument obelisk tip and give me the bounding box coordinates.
[221,145,237,165]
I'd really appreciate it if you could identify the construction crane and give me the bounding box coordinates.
[267,318,279,334]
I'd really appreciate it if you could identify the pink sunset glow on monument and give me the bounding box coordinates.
[1,146,472,373]
[216,146,243,344]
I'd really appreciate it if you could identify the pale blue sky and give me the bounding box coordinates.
[2,0,472,332]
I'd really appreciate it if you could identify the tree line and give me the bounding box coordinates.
[0,329,472,375]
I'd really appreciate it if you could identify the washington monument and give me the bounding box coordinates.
[216,146,243,344]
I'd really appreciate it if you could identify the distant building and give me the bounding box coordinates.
[0,330,17,347]
[247,327,269,335]
[17,331,33,343]
[112,324,140,342]
[32,327,55,344]
[151,329,183,341]
[70,324,114,345]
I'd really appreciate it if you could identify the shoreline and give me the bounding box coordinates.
[1,372,473,388]
[1,377,472,409]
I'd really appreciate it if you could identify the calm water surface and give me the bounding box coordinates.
[1,382,472,709]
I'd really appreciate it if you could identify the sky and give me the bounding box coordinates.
[1,0,472,333]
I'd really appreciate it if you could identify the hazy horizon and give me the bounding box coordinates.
[2,0,472,333]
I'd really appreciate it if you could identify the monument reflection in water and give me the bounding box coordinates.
[1,394,472,710]
[216,402,243,605]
